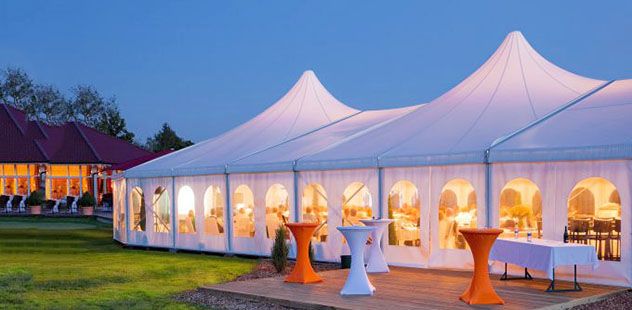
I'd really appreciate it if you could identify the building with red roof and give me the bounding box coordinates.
[0,104,152,203]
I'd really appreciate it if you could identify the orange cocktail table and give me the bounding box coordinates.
[284,223,323,284]
[459,228,504,305]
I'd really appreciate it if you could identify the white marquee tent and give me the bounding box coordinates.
[114,31,631,286]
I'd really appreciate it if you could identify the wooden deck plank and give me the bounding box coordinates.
[203,267,624,310]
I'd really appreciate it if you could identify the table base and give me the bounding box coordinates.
[500,263,533,281]
[546,266,583,292]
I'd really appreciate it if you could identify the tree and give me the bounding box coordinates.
[0,67,35,112]
[0,66,137,143]
[66,85,110,128]
[32,85,67,125]
[96,105,135,143]
[146,123,193,152]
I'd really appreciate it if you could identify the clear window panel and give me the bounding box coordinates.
[233,185,255,238]
[499,178,542,238]
[69,178,80,196]
[51,179,67,199]
[16,164,28,176]
[265,184,289,239]
[301,184,328,243]
[568,177,621,261]
[3,165,15,176]
[204,185,224,235]
[131,187,145,232]
[50,165,68,177]
[4,178,15,195]
[438,179,477,250]
[388,180,420,247]
[153,187,171,233]
[17,178,28,195]
[177,186,196,234]
[342,182,372,226]
[68,165,80,177]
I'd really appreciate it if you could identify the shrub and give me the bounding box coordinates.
[78,192,96,207]
[271,226,289,273]
[26,191,45,207]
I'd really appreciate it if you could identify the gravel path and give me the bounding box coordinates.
[571,290,632,310]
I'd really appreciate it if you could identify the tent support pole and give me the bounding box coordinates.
[293,167,299,223]
[225,172,233,254]
[378,167,384,219]
[484,150,492,228]
[171,175,177,251]
[124,178,130,244]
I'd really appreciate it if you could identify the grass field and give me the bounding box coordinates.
[0,217,255,310]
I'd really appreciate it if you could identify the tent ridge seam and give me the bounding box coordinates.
[488,80,615,151]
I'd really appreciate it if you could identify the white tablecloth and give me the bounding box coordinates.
[489,238,599,279]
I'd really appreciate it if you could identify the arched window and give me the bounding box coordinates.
[568,177,621,261]
[499,178,542,238]
[153,187,171,233]
[233,185,255,238]
[342,182,372,226]
[388,180,420,247]
[265,184,289,239]
[302,183,328,242]
[203,185,224,235]
[177,186,195,234]
[131,187,145,232]
[439,179,477,249]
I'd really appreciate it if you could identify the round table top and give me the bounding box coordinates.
[458,228,503,235]
[336,225,376,232]
[285,222,319,228]
[359,218,395,225]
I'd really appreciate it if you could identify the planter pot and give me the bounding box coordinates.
[81,206,94,216]
[29,205,42,215]
[340,255,352,269]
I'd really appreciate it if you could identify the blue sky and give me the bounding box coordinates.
[1,1,630,143]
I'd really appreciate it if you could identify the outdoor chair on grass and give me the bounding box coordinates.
[66,196,78,214]
[102,193,113,211]
[12,195,25,213]
[0,195,10,213]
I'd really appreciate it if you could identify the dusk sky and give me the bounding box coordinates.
[1,1,631,143]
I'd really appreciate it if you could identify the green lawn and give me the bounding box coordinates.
[0,217,255,310]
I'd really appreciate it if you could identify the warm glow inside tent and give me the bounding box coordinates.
[114,31,632,287]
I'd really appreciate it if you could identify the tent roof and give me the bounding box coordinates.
[490,79,631,162]
[125,70,359,177]
[295,31,606,170]
[226,105,421,173]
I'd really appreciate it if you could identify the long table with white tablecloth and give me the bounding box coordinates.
[489,238,599,291]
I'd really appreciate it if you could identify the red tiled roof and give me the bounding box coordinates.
[0,104,151,165]
[107,149,172,171]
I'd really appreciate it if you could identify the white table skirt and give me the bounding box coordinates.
[489,238,599,279]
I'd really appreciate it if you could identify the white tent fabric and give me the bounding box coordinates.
[491,161,631,286]
[112,178,126,243]
[227,106,420,173]
[115,31,632,286]
[490,79,632,162]
[125,70,359,178]
[296,31,606,170]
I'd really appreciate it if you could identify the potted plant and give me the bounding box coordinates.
[26,191,45,215]
[78,191,96,216]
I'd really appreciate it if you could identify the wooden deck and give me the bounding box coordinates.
[203,267,625,310]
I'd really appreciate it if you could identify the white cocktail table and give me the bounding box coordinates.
[337,226,377,296]
[359,218,394,273]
